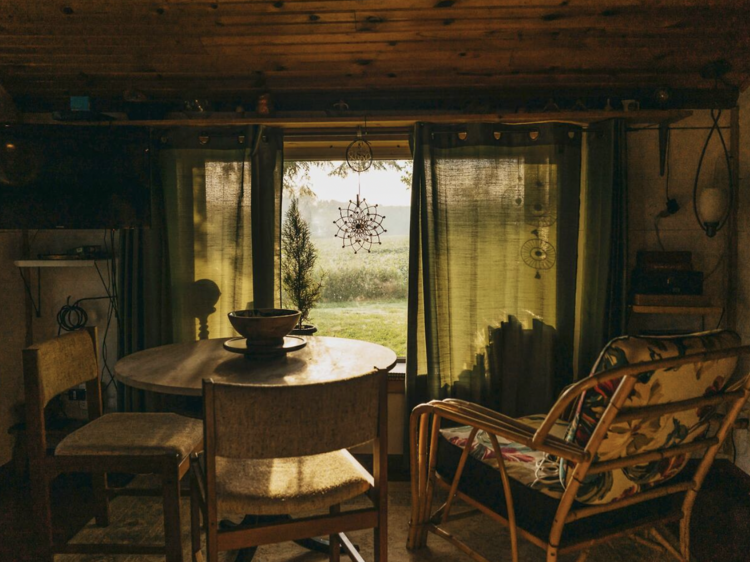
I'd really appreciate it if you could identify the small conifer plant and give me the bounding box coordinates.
[281,197,323,328]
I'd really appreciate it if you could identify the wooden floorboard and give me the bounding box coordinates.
[1,460,749,561]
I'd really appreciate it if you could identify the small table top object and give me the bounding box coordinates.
[114,336,398,397]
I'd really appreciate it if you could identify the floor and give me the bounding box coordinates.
[1,461,750,562]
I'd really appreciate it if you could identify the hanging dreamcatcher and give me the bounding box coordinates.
[333,127,387,253]
[521,237,557,279]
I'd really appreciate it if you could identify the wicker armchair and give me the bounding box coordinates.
[407,330,750,562]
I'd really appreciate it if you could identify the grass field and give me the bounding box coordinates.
[302,234,409,355]
[309,300,407,356]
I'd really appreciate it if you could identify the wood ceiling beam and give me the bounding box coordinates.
[1,1,746,103]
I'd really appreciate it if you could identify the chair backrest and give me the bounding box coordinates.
[560,330,744,505]
[22,327,101,460]
[23,327,99,409]
[203,370,384,460]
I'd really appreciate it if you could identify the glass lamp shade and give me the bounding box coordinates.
[697,184,728,237]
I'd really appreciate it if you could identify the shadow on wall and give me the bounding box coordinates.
[187,279,222,340]
[450,316,558,418]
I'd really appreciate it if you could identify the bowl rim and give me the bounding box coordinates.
[228,308,301,319]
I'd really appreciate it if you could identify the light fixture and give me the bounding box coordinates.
[693,107,733,238]
[693,62,734,238]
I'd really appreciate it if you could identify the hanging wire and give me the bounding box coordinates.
[692,98,733,236]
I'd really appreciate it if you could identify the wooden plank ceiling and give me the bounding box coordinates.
[0,0,748,108]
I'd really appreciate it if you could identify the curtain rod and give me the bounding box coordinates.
[283,127,410,138]
[627,126,731,132]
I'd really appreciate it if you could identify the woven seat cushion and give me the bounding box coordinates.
[216,449,373,516]
[436,428,691,547]
[440,414,569,499]
[55,413,203,458]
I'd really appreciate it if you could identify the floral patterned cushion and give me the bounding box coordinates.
[440,414,570,499]
[561,330,741,505]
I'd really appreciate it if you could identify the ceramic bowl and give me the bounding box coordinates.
[228,309,301,346]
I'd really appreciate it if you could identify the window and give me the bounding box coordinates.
[282,159,411,355]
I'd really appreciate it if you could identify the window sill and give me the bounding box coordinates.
[388,361,405,394]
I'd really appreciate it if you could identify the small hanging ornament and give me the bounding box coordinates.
[345,126,373,173]
[333,194,387,253]
[334,125,386,253]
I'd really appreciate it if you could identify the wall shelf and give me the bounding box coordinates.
[14,259,107,268]
[14,259,111,319]
[630,305,723,316]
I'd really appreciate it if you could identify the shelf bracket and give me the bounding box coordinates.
[19,267,42,318]
[658,123,670,177]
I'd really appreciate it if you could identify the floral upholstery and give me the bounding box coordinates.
[440,330,742,506]
[440,414,569,499]
[561,330,741,504]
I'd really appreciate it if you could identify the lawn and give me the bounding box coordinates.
[282,215,410,355]
[308,300,408,356]
[308,235,409,355]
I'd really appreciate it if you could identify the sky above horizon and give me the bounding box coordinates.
[302,160,412,207]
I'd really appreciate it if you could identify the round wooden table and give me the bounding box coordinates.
[114,336,398,396]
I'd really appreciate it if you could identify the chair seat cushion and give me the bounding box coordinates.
[436,426,690,547]
[439,414,569,499]
[216,449,373,516]
[55,413,203,458]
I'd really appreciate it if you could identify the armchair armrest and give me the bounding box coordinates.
[413,399,588,464]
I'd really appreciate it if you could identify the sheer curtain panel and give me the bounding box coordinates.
[159,127,283,343]
[406,123,582,417]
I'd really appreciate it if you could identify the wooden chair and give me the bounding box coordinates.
[23,327,204,562]
[407,330,750,562]
[190,371,388,562]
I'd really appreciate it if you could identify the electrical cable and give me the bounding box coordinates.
[55,230,120,404]
[654,215,666,251]
[664,128,672,204]
[56,296,112,335]
[98,229,118,398]
[56,297,88,334]
[653,127,673,251]
[715,308,726,330]
[692,105,733,235]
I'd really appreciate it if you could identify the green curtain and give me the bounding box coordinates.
[575,120,628,377]
[117,127,283,411]
[117,135,173,412]
[406,123,582,418]
[251,129,284,309]
[158,127,283,343]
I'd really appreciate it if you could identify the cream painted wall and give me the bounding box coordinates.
[0,232,27,467]
[734,89,750,349]
[0,230,118,466]
[627,97,750,471]
[731,89,750,473]
[627,110,733,334]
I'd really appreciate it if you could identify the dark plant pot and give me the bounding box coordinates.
[290,324,318,336]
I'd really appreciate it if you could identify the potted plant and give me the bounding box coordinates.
[281,197,323,335]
